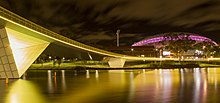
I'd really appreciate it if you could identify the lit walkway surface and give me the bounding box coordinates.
[0,6,220,78]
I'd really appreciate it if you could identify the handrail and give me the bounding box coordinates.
[0,6,125,57]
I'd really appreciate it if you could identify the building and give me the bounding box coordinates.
[132,32,219,58]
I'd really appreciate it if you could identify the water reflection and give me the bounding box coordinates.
[47,70,53,93]
[5,79,46,103]
[95,70,99,79]
[132,69,210,103]
[193,68,202,103]
[128,72,134,102]
[2,68,220,103]
[54,71,57,90]
[208,68,218,88]
[47,70,67,94]
[74,70,77,76]
[86,70,90,79]
[61,70,66,91]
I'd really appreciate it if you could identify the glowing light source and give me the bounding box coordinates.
[163,51,171,56]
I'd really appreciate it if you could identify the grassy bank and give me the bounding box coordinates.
[29,61,220,70]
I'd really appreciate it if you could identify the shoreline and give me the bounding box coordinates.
[28,65,220,70]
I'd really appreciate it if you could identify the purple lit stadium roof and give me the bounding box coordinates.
[132,32,218,46]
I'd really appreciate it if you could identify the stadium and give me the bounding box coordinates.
[132,32,219,57]
[132,32,218,48]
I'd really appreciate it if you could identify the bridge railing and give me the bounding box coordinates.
[0,6,124,57]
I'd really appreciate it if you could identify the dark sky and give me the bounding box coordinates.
[1,0,220,48]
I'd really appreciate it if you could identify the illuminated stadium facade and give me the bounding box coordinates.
[132,32,218,48]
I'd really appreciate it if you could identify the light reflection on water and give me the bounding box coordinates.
[1,68,220,103]
[5,79,46,103]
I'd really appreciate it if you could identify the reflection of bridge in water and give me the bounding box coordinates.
[0,6,220,78]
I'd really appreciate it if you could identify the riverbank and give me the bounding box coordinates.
[29,61,220,70]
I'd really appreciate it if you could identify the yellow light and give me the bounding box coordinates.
[5,28,49,77]
[5,79,46,103]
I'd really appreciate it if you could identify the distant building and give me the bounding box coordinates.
[132,32,219,58]
[132,32,218,48]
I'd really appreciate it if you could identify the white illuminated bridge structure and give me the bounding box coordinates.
[0,6,220,78]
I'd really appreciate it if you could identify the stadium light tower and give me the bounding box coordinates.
[116,29,120,47]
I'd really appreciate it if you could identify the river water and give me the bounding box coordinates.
[1,68,220,103]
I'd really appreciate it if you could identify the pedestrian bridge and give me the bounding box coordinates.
[0,6,219,78]
[0,6,131,78]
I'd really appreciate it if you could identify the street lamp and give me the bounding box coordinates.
[49,56,52,62]
[131,48,134,55]
[116,29,120,47]
[159,49,162,59]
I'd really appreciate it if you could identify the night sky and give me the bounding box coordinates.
[1,0,220,48]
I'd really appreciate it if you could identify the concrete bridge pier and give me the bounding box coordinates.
[108,57,126,68]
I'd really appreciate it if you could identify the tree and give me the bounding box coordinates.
[37,54,47,66]
[212,46,220,57]
[162,33,196,58]
[193,41,216,58]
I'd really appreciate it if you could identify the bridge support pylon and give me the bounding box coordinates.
[108,57,126,68]
[0,27,50,78]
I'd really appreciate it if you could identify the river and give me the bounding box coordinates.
[1,68,220,103]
